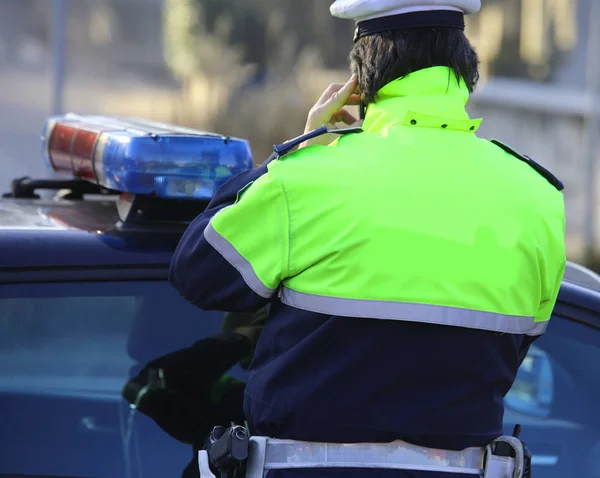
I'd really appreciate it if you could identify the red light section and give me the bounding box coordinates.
[47,122,100,180]
[72,129,99,180]
[48,123,77,172]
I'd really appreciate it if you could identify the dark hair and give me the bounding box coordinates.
[349,28,480,105]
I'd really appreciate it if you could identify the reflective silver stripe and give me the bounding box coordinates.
[280,288,548,336]
[204,223,275,298]
[245,437,485,476]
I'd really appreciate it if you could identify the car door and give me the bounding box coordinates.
[0,272,244,478]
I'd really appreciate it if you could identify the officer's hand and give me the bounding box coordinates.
[300,74,361,149]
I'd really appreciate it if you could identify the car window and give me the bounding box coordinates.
[0,280,241,478]
[503,315,600,478]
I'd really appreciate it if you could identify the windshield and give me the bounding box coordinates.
[0,280,598,478]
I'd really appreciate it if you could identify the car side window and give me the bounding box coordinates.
[0,281,233,478]
[0,294,139,389]
[503,315,600,478]
[505,344,554,418]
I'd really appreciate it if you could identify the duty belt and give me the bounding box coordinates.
[199,425,532,478]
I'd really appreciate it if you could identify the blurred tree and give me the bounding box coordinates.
[467,0,579,82]
[162,0,203,82]
[164,0,353,78]
[162,0,256,123]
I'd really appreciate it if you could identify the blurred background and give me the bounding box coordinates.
[0,0,597,267]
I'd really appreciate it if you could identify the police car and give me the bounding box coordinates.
[0,114,598,478]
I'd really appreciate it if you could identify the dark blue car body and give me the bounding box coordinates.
[0,196,599,478]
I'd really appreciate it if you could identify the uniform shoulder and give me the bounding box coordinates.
[271,125,363,159]
[490,139,564,192]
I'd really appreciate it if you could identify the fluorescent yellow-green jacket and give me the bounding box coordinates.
[205,66,566,336]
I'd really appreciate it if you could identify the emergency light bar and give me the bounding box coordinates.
[41,114,253,200]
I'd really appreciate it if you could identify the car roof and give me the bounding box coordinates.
[0,197,184,268]
[563,261,600,292]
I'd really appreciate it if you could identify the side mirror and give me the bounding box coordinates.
[505,345,554,418]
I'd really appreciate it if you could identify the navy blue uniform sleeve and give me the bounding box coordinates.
[169,163,272,312]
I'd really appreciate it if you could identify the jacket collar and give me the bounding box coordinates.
[361,66,482,134]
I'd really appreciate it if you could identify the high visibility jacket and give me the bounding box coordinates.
[169,65,566,457]
[205,66,566,336]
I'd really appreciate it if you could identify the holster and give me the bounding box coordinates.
[484,435,532,478]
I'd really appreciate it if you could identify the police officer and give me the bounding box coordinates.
[169,1,566,477]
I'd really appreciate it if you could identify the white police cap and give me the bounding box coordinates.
[331,0,481,41]
[330,0,481,22]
